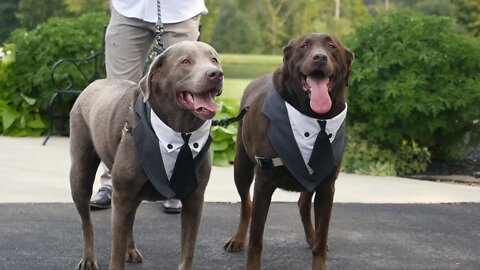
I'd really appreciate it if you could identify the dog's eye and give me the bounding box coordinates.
[300,44,308,49]
[181,59,190,64]
[212,58,218,63]
[328,44,337,49]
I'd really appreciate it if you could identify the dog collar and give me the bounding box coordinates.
[261,88,348,191]
[150,111,211,179]
[132,93,212,199]
[285,102,347,174]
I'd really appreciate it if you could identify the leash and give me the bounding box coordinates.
[212,107,249,127]
[151,0,165,56]
[149,1,244,128]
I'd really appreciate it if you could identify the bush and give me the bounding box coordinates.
[0,44,46,135]
[211,97,240,166]
[343,123,431,176]
[0,12,108,136]
[346,10,480,160]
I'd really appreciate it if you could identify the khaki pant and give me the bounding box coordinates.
[105,7,201,83]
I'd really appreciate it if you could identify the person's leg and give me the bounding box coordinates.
[161,15,202,214]
[162,15,201,48]
[105,7,155,82]
[91,7,155,209]
[90,164,113,209]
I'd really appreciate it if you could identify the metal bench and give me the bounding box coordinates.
[42,26,106,145]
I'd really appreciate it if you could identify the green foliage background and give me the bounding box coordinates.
[0,12,108,135]
[347,10,480,160]
[1,1,479,174]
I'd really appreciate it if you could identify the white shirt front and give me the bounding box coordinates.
[112,0,208,23]
[150,110,211,179]
[285,102,347,174]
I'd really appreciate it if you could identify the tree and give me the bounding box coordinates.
[16,0,68,30]
[64,0,109,14]
[256,0,302,54]
[0,0,19,44]
[414,0,457,17]
[211,0,263,54]
[454,0,480,36]
[335,0,341,20]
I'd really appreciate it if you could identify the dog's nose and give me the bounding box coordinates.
[313,52,328,63]
[206,69,224,80]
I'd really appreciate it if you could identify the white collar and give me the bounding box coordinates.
[150,110,211,155]
[285,102,347,174]
[285,103,347,143]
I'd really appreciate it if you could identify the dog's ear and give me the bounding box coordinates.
[344,48,354,86]
[139,52,167,102]
[282,39,295,64]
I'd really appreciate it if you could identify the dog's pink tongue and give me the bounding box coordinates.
[308,76,331,114]
[193,92,220,112]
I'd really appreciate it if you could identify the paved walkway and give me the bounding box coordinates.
[1,136,479,204]
[1,136,479,270]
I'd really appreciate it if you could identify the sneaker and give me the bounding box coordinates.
[90,186,112,210]
[162,198,182,214]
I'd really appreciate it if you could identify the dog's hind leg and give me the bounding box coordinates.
[298,191,315,249]
[224,132,255,252]
[70,115,101,270]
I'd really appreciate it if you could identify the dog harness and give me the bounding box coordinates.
[131,93,212,199]
[259,88,348,191]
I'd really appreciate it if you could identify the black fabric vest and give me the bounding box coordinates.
[131,94,212,199]
[261,88,348,191]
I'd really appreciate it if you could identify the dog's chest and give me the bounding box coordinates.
[131,94,212,199]
[260,88,348,191]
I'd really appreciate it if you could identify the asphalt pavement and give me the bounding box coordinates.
[0,136,479,270]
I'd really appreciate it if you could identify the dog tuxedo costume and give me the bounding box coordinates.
[132,94,212,199]
[260,88,348,191]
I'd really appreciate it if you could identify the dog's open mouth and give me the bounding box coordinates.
[301,71,335,114]
[177,89,220,119]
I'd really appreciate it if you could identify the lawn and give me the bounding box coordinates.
[219,53,281,100]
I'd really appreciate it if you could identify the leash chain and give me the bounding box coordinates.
[153,0,165,55]
[150,1,243,128]
[212,107,249,127]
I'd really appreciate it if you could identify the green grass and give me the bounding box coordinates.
[220,53,282,79]
[222,78,251,100]
[217,53,282,101]
[220,53,282,65]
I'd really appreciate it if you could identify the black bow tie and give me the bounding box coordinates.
[308,120,335,180]
[169,133,198,200]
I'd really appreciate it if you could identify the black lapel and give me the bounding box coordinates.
[132,94,176,198]
[331,121,348,165]
[261,88,349,192]
[262,88,318,191]
[194,135,212,169]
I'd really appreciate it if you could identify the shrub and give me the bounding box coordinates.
[343,123,431,176]
[346,10,480,160]
[0,12,108,136]
[0,44,46,135]
[211,97,240,166]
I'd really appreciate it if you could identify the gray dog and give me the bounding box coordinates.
[69,41,223,270]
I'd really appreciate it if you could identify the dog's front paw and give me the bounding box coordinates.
[75,259,98,270]
[125,248,143,263]
[224,237,245,252]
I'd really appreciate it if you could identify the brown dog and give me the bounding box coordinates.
[69,41,223,270]
[224,33,354,269]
